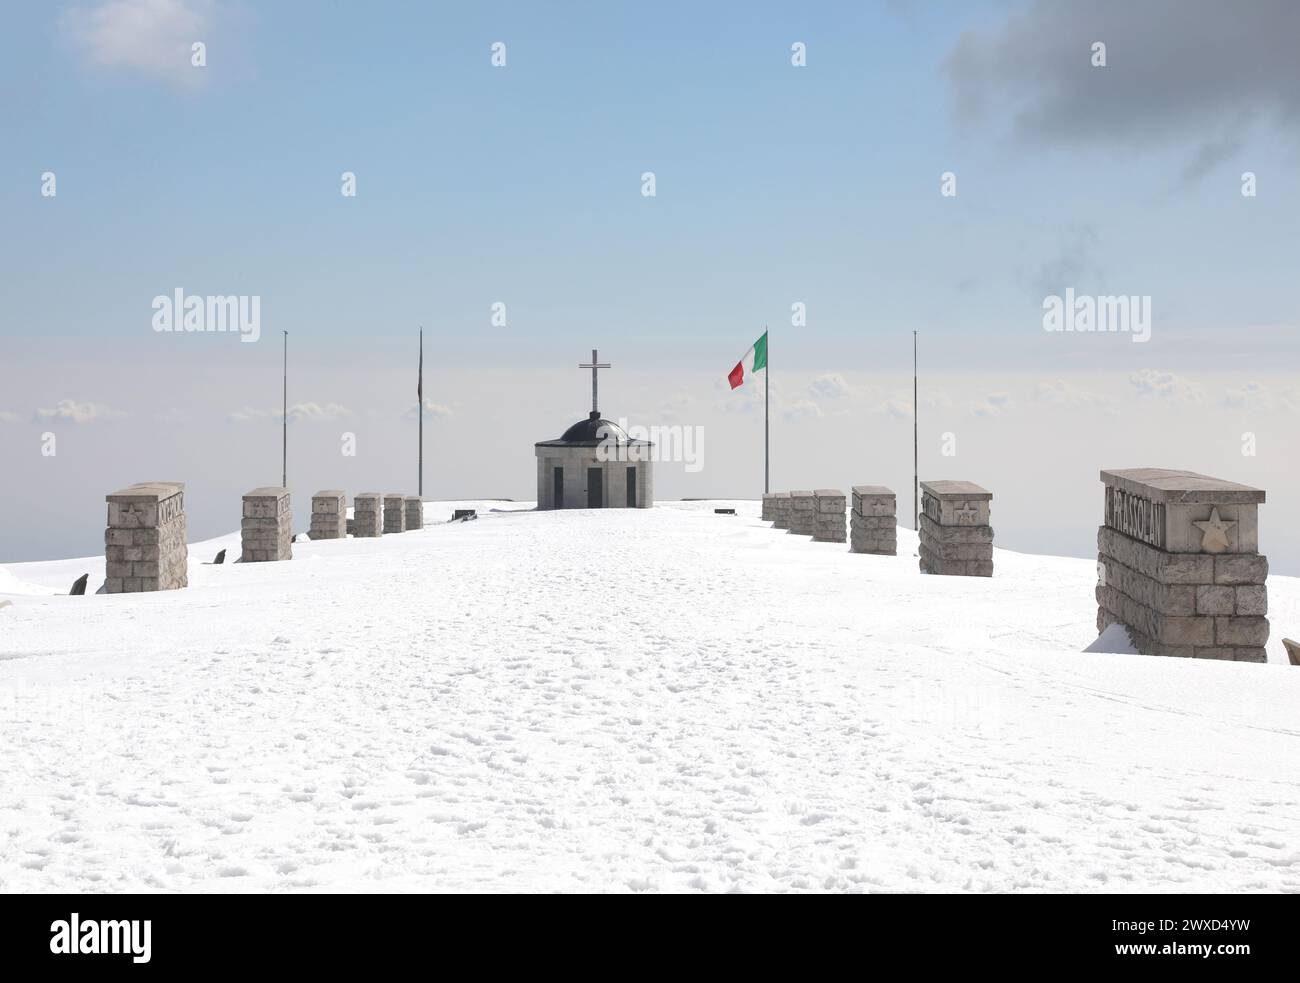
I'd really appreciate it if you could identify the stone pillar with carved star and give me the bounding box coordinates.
[918,480,994,576]
[1097,468,1269,662]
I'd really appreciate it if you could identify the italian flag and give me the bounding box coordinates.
[727,331,768,389]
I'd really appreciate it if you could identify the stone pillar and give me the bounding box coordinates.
[788,491,816,536]
[241,487,292,562]
[771,492,791,529]
[352,493,382,537]
[105,482,187,593]
[851,486,897,555]
[919,481,993,577]
[1096,468,1268,663]
[812,489,846,542]
[761,493,776,521]
[309,490,346,540]
[405,496,423,530]
[383,493,407,534]
[641,457,654,509]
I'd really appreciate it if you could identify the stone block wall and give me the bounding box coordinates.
[812,489,846,543]
[788,491,815,536]
[761,493,777,521]
[309,490,346,540]
[851,486,897,555]
[105,482,187,593]
[383,493,407,534]
[772,493,791,529]
[919,480,993,577]
[405,497,423,530]
[1096,468,1268,662]
[241,487,292,562]
[535,442,653,510]
[353,493,382,537]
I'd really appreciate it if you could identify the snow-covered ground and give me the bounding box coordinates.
[2,500,1298,893]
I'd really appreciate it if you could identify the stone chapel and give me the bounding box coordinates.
[534,350,653,510]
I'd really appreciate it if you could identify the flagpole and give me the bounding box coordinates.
[282,330,288,488]
[764,326,769,495]
[418,328,424,498]
[913,330,918,532]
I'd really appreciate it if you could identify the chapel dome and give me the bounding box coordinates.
[558,412,631,444]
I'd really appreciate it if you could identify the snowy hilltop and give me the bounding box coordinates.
[1,500,1298,892]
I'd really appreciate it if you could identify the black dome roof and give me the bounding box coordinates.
[535,411,650,447]
[560,413,629,443]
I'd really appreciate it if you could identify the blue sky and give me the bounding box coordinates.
[2,0,1299,566]
[1,2,969,364]
[6,0,1294,368]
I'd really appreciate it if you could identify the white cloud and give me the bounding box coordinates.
[1221,381,1268,411]
[35,399,127,424]
[1220,381,1300,413]
[63,0,213,86]
[655,389,693,422]
[970,392,1013,417]
[1035,380,1113,408]
[718,376,831,422]
[714,375,767,415]
[808,373,852,401]
[1128,369,1204,403]
[288,402,353,423]
[849,384,952,420]
[783,399,824,422]
[229,402,353,424]
[403,399,453,422]
[881,397,912,420]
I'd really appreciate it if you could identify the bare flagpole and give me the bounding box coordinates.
[282,330,288,488]
[913,330,918,531]
[418,328,424,498]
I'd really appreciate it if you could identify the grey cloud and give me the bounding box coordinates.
[1031,223,1100,297]
[1180,130,1246,183]
[944,0,1300,172]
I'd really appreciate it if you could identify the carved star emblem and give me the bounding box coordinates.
[1193,507,1236,553]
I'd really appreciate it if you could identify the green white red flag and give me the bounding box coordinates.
[728,331,768,389]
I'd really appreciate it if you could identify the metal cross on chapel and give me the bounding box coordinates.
[578,349,611,416]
